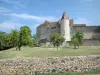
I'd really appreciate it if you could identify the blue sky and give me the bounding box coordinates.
[0,0,100,34]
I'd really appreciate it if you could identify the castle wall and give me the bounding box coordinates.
[83,39,100,46]
[37,23,60,43]
[72,26,100,45]
[37,25,48,42]
[37,25,100,45]
[72,26,100,40]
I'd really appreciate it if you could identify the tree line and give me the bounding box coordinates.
[0,26,38,50]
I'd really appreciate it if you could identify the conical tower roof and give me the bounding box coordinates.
[61,12,68,20]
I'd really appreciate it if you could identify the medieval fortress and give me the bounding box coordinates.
[37,12,100,45]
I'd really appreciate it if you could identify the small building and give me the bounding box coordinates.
[36,12,100,46]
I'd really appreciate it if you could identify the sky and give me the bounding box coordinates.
[0,0,100,34]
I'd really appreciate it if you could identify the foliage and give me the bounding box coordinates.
[75,31,83,44]
[10,29,19,47]
[20,26,32,46]
[0,26,33,50]
[71,31,83,49]
[0,30,19,50]
[16,26,33,50]
[32,34,38,46]
[0,32,6,50]
[71,35,79,49]
[50,32,64,49]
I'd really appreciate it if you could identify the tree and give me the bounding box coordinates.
[16,32,21,50]
[32,34,38,46]
[76,31,83,45]
[0,26,34,50]
[16,26,32,50]
[20,26,32,45]
[0,32,14,50]
[71,31,83,49]
[0,32,5,50]
[0,32,12,49]
[50,32,64,50]
[10,29,19,47]
[71,35,79,49]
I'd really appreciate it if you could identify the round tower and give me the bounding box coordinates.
[60,12,71,42]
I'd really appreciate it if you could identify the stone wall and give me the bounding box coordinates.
[0,55,100,75]
[72,26,100,40]
[83,39,100,46]
[37,21,60,43]
[72,26,100,46]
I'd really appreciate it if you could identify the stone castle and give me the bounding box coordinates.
[36,12,100,46]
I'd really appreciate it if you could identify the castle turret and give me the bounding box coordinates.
[60,12,71,41]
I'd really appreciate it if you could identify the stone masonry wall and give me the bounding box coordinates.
[0,55,100,75]
[83,39,100,46]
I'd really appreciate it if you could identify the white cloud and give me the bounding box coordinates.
[0,20,40,34]
[74,17,91,25]
[0,7,10,13]
[0,21,22,32]
[1,0,25,9]
[10,13,58,22]
[0,12,58,33]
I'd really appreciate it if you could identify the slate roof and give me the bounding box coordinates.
[37,20,59,28]
[61,12,68,20]
[74,24,86,27]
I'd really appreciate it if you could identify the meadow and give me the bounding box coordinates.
[0,46,100,59]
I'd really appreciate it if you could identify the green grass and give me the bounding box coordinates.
[39,72,100,75]
[39,69,100,75]
[0,46,100,59]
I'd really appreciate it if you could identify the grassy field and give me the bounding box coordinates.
[39,72,100,75]
[0,46,100,59]
[39,69,100,75]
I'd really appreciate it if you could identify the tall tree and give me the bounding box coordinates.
[50,32,64,50]
[10,29,19,47]
[16,26,32,50]
[20,26,32,45]
[71,31,83,49]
